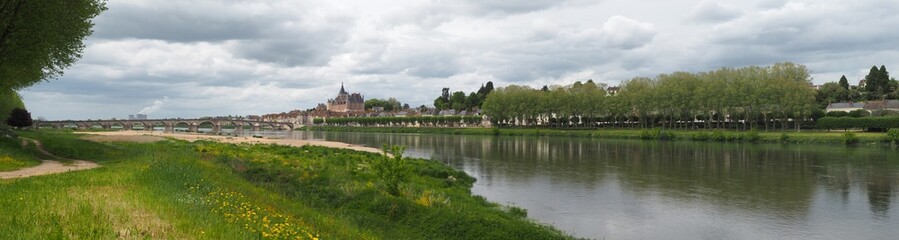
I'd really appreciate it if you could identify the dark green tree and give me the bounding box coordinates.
[449,91,467,111]
[0,0,107,90]
[838,75,849,89]
[6,107,32,129]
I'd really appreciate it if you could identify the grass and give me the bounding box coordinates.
[0,133,42,171]
[0,130,573,239]
[302,126,895,145]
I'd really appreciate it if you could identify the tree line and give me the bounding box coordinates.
[314,116,482,127]
[482,62,818,131]
[433,82,494,111]
[815,65,898,108]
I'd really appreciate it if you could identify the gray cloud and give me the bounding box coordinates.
[690,1,742,23]
[19,0,899,120]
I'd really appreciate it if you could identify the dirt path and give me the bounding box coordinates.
[0,138,100,179]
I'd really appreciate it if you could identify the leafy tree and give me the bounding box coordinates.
[0,0,107,90]
[449,91,467,111]
[816,82,848,108]
[482,62,816,131]
[0,89,24,124]
[6,107,32,129]
[839,75,849,89]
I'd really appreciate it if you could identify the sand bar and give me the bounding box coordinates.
[76,131,385,154]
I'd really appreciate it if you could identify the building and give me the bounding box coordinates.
[326,83,364,112]
[129,114,148,120]
[825,102,865,113]
[864,100,899,112]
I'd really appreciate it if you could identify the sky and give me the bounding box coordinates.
[20,0,899,120]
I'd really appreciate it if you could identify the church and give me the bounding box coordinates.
[326,83,364,112]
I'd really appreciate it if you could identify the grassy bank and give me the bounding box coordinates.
[0,130,572,239]
[302,126,897,145]
[0,129,42,171]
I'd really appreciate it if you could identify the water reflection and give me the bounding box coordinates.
[275,131,899,239]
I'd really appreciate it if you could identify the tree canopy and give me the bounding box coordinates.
[864,65,893,99]
[483,62,817,131]
[0,0,107,90]
[433,82,494,111]
[365,98,404,111]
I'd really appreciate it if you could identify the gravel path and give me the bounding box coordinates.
[0,138,99,179]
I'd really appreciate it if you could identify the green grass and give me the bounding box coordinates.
[0,130,572,239]
[302,126,895,145]
[0,134,42,171]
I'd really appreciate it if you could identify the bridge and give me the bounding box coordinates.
[35,119,296,133]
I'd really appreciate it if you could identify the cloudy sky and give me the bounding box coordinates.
[20,0,899,120]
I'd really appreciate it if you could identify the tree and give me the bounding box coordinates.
[816,82,848,108]
[6,107,32,129]
[0,0,107,90]
[449,91,467,111]
[839,75,849,89]
[0,89,24,124]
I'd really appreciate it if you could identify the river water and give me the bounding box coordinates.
[265,131,898,239]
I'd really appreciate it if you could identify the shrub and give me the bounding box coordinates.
[6,108,33,129]
[848,109,870,118]
[712,131,727,142]
[691,131,710,141]
[780,132,790,142]
[886,128,899,143]
[842,132,859,144]
[375,145,411,195]
[744,130,760,142]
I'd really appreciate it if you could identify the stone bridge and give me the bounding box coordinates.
[36,119,295,133]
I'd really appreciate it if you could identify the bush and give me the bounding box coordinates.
[842,132,859,144]
[886,128,899,143]
[375,145,411,195]
[780,132,790,142]
[691,131,710,141]
[639,128,675,140]
[848,109,870,118]
[744,130,760,142]
[6,108,33,129]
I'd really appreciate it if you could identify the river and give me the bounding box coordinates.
[262,130,898,239]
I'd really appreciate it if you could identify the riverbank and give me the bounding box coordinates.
[0,130,572,239]
[77,130,385,154]
[302,126,897,144]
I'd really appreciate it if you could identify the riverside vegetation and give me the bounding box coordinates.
[303,126,899,145]
[0,130,571,239]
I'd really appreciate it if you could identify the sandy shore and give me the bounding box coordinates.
[76,131,385,154]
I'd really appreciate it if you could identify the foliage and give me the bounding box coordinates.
[434,82,494,111]
[0,0,107,90]
[817,116,899,131]
[365,98,403,111]
[848,109,870,118]
[886,128,899,143]
[864,65,893,99]
[838,75,850,90]
[316,116,482,127]
[6,107,32,129]
[816,82,850,108]
[0,89,24,124]
[842,132,859,144]
[639,128,675,140]
[374,145,411,195]
[483,62,816,131]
